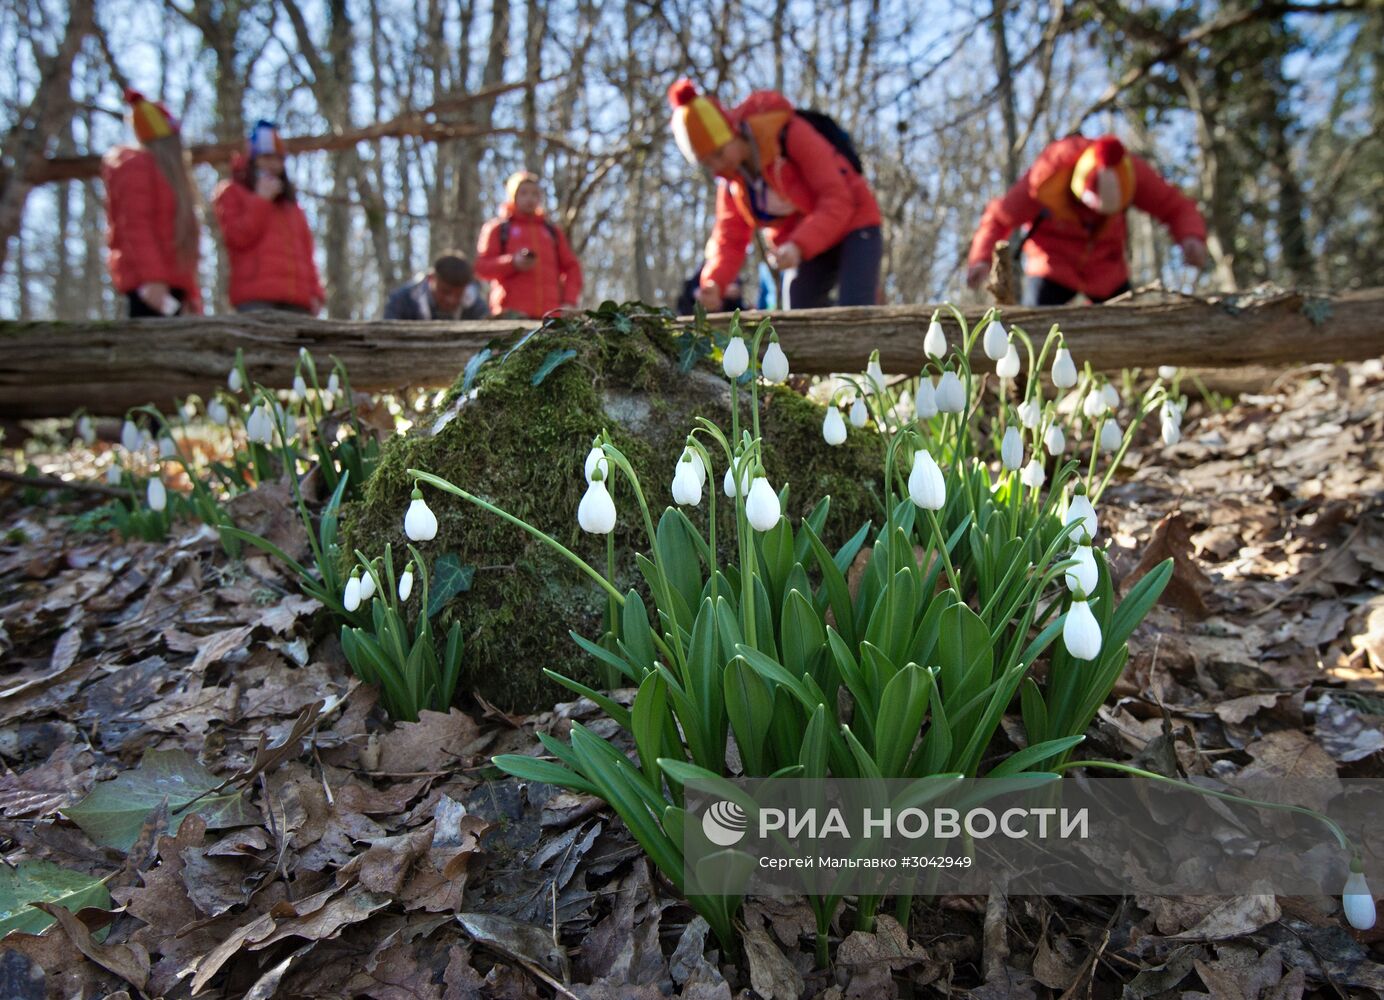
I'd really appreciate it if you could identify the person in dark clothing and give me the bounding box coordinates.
[677,267,744,315]
[384,252,487,320]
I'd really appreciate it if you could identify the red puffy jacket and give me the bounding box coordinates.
[701,91,881,293]
[100,146,203,313]
[474,207,583,319]
[212,172,323,311]
[967,135,1206,300]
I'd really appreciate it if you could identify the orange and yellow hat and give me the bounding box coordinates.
[505,170,540,201]
[1070,136,1135,215]
[667,79,733,166]
[125,89,179,144]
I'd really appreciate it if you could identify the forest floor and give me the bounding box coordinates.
[1,360,1383,999]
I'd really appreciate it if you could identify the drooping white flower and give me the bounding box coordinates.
[1020,458,1046,489]
[850,396,868,428]
[672,457,703,506]
[578,477,617,534]
[139,428,155,454]
[1065,542,1098,594]
[405,487,439,541]
[865,354,885,395]
[120,420,141,453]
[1083,389,1108,419]
[76,416,95,444]
[1065,489,1098,542]
[923,320,947,360]
[207,399,229,425]
[358,569,376,601]
[106,465,122,486]
[761,341,790,383]
[823,405,848,446]
[1017,399,1041,429]
[722,336,749,378]
[1051,348,1077,389]
[745,476,781,531]
[228,366,244,392]
[983,318,1008,361]
[1099,418,1123,453]
[159,436,177,459]
[584,446,608,484]
[1044,423,1067,455]
[996,344,1021,379]
[292,374,308,401]
[936,371,966,413]
[1343,868,1377,931]
[1101,382,1120,410]
[1063,598,1102,660]
[1158,365,1178,381]
[914,378,938,420]
[907,450,946,511]
[1000,426,1023,470]
[299,347,310,362]
[343,573,362,612]
[398,565,414,602]
[1161,415,1181,446]
[327,372,341,396]
[147,477,167,512]
[246,405,274,444]
[1161,400,1183,428]
[723,460,751,498]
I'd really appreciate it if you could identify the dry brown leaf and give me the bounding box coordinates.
[742,920,804,1000]
[375,708,490,774]
[1236,730,1343,813]
[1125,510,1212,618]
[34,901,150,991]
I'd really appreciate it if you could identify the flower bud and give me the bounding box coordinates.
[159,436,177,459]
[1161,416,1181,446]
[76,416,95,444]
[398,565,415,601]
[1065,489,1098,542]
[672,457,703,506]
[1082,390,1107,419]
[1044,424,1066,455]
[936,371,966,413]
[1001,426,1023,470]
[343,572,362,612]
[120,420,141,453]
[722,336,749,378]
[207,399,229,425]
[923,319,947,360]
[865,353,885,395]
[147,477,167,512]
[1020,459,1046,489]
[1051,348,1077,389]
[1099,418,1123,452]
[681,446,707,486]
[228,366,244,392]
[761,341,790,383]
[908,450,946,511]
[327,372,341,396]
[1101,383,1120,410]
[584,445,608,484]
[358,568,376,601]
[745,476,781,531]
[1017,399,1041,429]
[1062,598,1102,660]
[578,479,617,534]
[850,396,868,428]
[914,378,938,420]
[246,405,274,444]
[1344,867,1377,930]
[1157,365,1178,381]
[983,318,1008,361]
[996,344,1021,379]
[292,374,308,401]
[1064,542,1098,594]
[404,487,439,541]
[723,461,751,498]
[823,405,848,446]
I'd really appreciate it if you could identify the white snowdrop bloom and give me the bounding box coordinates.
[823,405,848,446]
[761,341,790,383]
[1020,459,1046,489]
[106,465,122,486]
[327,372,341,396]
[1001,426,1023,470]
[578,478,617,534]
[923,320,947,360]
[1044,423,1067,455]
[147,477,167,512]
[1100,382,1120,410]
[982,318,1008,361]
[1158,365,1178,381]
[1161,400,1183,427]
[246,405,274,444]
[358,569,376,601]
[283,412,298,439]
[850,396,868,428]
[76,416,95,444]
[120,420,141,453]
[207,399,229,425]
[865,354,885,395]
[228,366,244,392]
[1083,389,1108,419]
[936,371,966,413]
[1017,399,1041,429]
[1065,491,1098,542]
[723,461,751,498]
[140,428,155,454]
[914,378,938,420]
[1064,542,1098,594]
[681,447,707,487]
[1051,348,1078,389]
[343,573,362,612]
[1063,599,1102,660]
[722,336,749,378]
[996,344,1021,379]
[907,450,946,511]
[159,436,177,460]
[1099,418,1123,453]
[583,446,608,484]
[398,566,414,602]
[292,374,308,401]
[745,476,781,531]
[299,346,310,362]
[404,487,439,541]
[1161,416,1181,446]
[672,457,703,506]
[1343,869,1377,931]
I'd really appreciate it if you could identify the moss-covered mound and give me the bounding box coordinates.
[344,305,884,712]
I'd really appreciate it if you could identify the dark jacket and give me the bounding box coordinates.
[384,274,487,320]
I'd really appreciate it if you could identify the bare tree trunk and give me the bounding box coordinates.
[991,0,1019,187]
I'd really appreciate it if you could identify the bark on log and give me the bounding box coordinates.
[1,289,1381,419]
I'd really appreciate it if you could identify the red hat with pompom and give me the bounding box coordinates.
[125,89,179,143]
[668,78,733,166]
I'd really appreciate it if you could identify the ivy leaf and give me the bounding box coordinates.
[63,749,258,850]
[531,348,577,386]
[428,553,476,618]
[0,860,112,937]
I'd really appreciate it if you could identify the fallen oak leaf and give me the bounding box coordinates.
[1125,510,1211,618]
[456,912,570,982]
[32,901,149,991]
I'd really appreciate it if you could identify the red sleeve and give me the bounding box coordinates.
[213,181,275,252]
[555,225,582,307]
[1130,156,1206,243]
[967,174,1042,267]
[702,181,753,292]
[298,206,324,304]
[104,155,172,288]
[776,116,856,259]
[474,218,514,280]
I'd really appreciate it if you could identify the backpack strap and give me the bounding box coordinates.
[498,218,559,254]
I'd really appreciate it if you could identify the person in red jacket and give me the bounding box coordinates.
[667,79,882,311]
[101,90,203,316]
[474,172,582,319]
[966,135,1208,306]
[212,121,324,314]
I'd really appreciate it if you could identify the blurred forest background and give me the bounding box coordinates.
[0,0,1379,320]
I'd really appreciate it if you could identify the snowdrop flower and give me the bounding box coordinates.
[246,405,274,444]
[140,428,155,454]
[723,460,751,498]
[907,450,946,510]
[76,416,95,444]
[120,420,141,453]
[398,564,414,602]
[343,572,362,612]
[207,399,229,425]
[982,318,1008,361]
[159,436,177,460]
[358,568,376,601]
[1065,488,1098,542]
[761,340,790,383]
[722,336,749,378]
[1063,598,1102,660]
[745,475,781,531]
[583,445,608,484]
[299,346,310,362]
[1051,348,1077,389]
[849,396,868,428]
[672,455,703,506]
[292,374,308,401]
[996,344,1021,379]
[1020,459,1046,489]
[1100,382,1120,410]
[147,477,167,512]
[282,412,298,440]
[228,366,244,392]
[1099,418,1123,453]
[1343,866,1377,931]
[105,465,122,486]
[1082,389,1107,419]
[936,371,966,413]
[1064,541,1098,594]
[923,319,947,360]
[404,486,439,541]
[865,352,885,395]
[1158,365,1178,381]
[578,473,617,534]
[1161,418,1181,446]
[1000,426,1023,470]
[1161,399,1183,428]
[1017,399,1041,429]
[823,405,848,446]
[327,372,341,396]
[1044,423,1066,455]
[914,378,938,420]
[682,447,707,486]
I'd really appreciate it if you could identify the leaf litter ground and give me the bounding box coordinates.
[1,361,1384,997]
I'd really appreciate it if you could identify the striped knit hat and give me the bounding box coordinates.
[248,120,286,159]
[1070,136,1136,215]
[667,79,733,166]
[125,89,178,143]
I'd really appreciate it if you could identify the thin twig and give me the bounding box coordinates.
[0,468,127,497]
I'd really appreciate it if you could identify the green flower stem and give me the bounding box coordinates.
[1092,395,1162,505]
[748,317,774,444]
[924,507,962,595]
[685,435,721,603]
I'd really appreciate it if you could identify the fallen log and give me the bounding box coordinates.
[1,288,1381,419]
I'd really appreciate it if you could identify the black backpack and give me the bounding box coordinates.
[781,109,864,176]
[498,217,558,253]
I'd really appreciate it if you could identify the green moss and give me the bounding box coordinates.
[343,306,883,712]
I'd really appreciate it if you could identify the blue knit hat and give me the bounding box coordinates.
[247,120,285,159]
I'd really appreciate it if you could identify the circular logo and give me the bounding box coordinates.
[702,800,748,847]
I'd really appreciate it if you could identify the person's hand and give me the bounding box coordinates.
[254,174,283,201]
[965,262,990,290]
[769,242,802,270]
[694,282,723,312]
[1180,237,1208,269]
[138,282,173,312]
[512,249,537,273]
